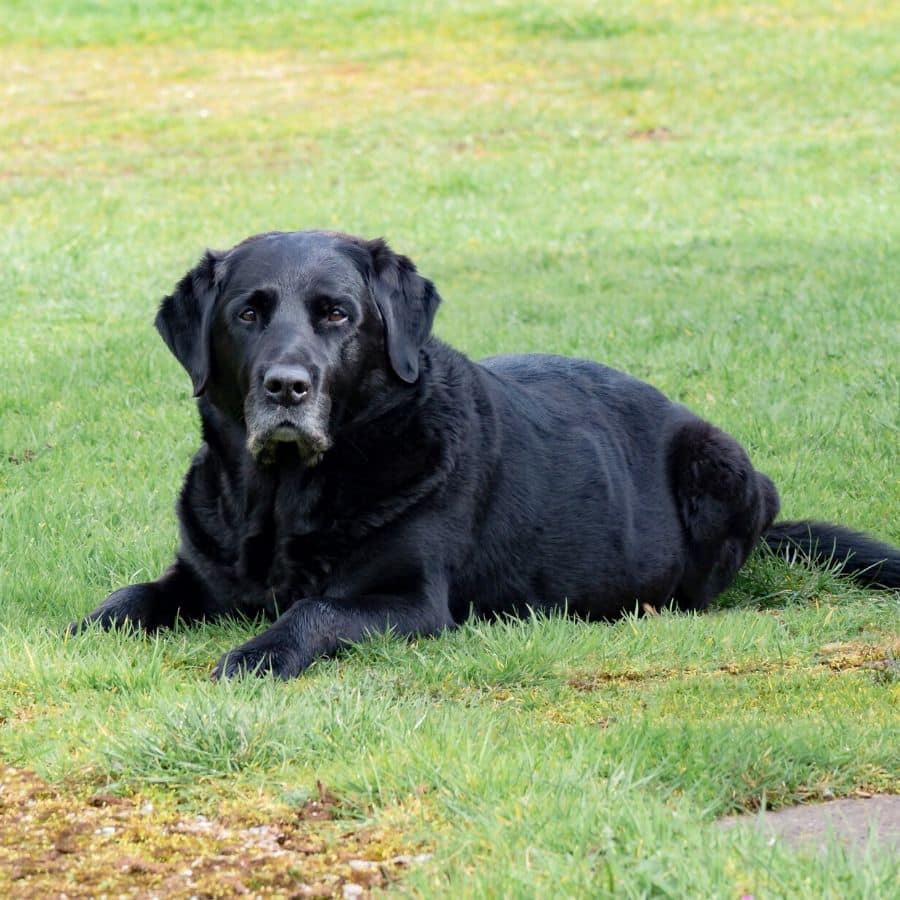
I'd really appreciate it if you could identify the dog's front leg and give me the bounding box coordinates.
[67,560,213,635]
[211,591,454,680]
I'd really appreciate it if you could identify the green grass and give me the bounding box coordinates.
[1,1,899,896]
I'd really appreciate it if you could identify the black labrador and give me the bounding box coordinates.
[71,230,900,678]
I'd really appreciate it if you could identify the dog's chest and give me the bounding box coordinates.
[208,441,431,612]
[234,470,365,607]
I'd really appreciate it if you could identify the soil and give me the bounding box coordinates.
[0,766,430,898]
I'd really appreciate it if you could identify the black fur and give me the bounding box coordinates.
[763,522,900,589]
[71,230,900,678]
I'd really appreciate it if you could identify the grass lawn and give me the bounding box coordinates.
[1,1,898,896]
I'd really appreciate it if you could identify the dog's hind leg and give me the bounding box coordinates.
[668,419,780,610]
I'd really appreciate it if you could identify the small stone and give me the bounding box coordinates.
[346,859,384,887]
[348,860,379,873]
[294,884,333,899]
[342,885,364,899]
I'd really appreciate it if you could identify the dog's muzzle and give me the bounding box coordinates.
[245,366,332,466]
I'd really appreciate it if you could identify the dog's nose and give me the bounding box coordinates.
[263,365,311,406]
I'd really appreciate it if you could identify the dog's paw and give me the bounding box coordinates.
[211,632,303,681]
[65,584,158,637]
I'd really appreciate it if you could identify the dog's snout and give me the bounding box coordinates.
[263,365,311,406]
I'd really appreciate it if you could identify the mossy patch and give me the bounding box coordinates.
[0,767,430,898]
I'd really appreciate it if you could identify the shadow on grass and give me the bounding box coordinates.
[714,541,900,612]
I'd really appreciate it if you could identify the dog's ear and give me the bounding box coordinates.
[366,239,441,384]
[154,250,224,396]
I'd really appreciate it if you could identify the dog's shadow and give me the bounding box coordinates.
[713,545,894,612]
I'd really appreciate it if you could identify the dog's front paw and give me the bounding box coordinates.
[212,631,304,681]
[66,583,159,636]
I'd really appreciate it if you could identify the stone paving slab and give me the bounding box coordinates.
[718,796,900,855]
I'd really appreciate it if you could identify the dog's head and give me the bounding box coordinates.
[155,231,441,465]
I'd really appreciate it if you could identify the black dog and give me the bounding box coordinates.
[71,231,900,678]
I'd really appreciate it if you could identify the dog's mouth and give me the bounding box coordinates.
[247,421,331,467]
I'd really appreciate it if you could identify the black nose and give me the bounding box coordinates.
[263,365,311,406]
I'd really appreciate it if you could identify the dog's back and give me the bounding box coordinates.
[451,354,690,618]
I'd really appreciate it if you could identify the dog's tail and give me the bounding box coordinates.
[763,520,900,589]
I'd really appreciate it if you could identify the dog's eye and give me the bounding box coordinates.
[326,307,348,323]
[238,308,257,323]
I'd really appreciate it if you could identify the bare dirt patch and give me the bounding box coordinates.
[566,639,900,692]
[0,767,430,898]
[6,448,40,465]
[817,640,900,674]
[627,126,677,141]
